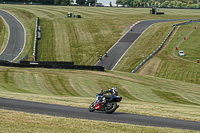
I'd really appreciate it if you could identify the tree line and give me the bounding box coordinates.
[0,0,96,5]
[116,0,200,8]
[1,0,199,8]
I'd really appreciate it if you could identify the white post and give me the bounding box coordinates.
[197,0,199,8]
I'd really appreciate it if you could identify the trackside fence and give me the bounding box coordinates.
[131,19,200,73]
[0,61,104,71]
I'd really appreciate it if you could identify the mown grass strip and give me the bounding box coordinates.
[152,89,200,106]
[97,79,138,100]
[38,18,56,61]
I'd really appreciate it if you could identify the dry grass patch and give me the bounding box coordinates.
[138,57,161,76]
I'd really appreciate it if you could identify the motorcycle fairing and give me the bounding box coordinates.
[95,101,100,110]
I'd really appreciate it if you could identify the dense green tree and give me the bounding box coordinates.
[1,0,200,8]
[54,0,61,5]
[176,1,183,7]
[161,0,169,7]
[110,1,112,6]
[54,0,73,5]
[76,0,86,5]
[87,0,95,5]
[169,1,177,7]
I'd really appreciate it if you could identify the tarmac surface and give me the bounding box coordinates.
[95,19,187,70]
[0,97,200,131]
[0,9,25,62]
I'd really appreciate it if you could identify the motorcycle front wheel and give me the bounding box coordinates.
[105,102,117,114]
[89,102,95,112]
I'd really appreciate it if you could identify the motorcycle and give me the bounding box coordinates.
[89,90,122,114]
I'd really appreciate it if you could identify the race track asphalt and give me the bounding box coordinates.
[0,9,25,62]
[0,97,200,131]
[95,19,187,70]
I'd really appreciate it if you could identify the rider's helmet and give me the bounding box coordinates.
[112,87,117,91]
[112,87,118,96]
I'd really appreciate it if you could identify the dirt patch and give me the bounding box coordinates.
[139,57,161,76]
[120,26,129,36]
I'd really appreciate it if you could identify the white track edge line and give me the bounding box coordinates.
[9,11,26,62]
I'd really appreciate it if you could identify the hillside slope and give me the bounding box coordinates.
[0,4,200,122]
[0,67,200,121]
[135,22,200,84]
[1,5,200,65]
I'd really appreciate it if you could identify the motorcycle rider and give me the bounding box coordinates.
[99,87,118,105]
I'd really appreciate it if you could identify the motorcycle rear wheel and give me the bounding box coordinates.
[105,102,117,114]
[89,102,95,112]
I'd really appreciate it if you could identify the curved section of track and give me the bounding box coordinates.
[0,97,200,131]
[95,19,187,70]
[0,9,25,62]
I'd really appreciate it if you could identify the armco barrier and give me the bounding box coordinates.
[33,17,40,61]
[131,19,200,73]
[175,19,200,26]
[0,61,104,71]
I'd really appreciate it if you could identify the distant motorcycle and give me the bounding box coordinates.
[89,90,122,114]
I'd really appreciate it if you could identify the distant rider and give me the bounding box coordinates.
[99,87,118,104]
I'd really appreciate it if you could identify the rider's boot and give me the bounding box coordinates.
[102,97,106,104]
[98,97,106,110]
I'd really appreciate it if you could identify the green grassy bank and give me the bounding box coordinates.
[126,22,200,84]
[0,15,8,53]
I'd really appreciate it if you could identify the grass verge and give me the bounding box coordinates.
[0,15,8,53]
[0,109,199,133]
